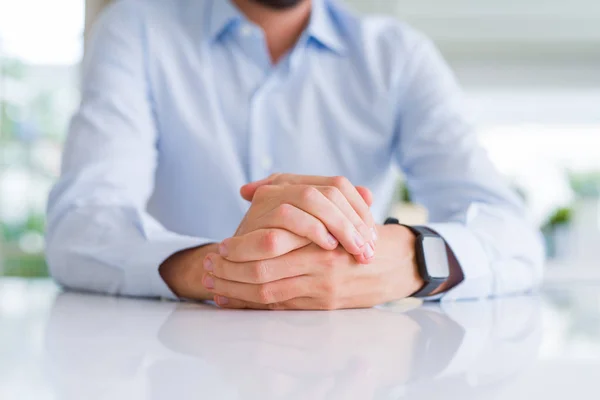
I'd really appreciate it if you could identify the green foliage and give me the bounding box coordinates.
[1,213,45,243]
[2,253,48,278]
[399,182,412,203]
[1,59,26,143]
[25,213,46,233]
[570,171,600,198]
[1,58,26,80]
[0,106,13,141]
[0,58,50,278]
[545,207,573,228]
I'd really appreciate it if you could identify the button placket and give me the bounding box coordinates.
[248,78,278,182]
[260,155,273,171]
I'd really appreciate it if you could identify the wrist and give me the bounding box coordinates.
[379,224,425,298]
[159,243,219,300]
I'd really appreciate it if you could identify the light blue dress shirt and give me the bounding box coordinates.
[46,0,544,301]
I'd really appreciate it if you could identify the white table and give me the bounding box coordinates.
[1,278,600,400]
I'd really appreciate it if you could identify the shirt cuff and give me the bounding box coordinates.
[425,222,492,301]
[124,235,214,301]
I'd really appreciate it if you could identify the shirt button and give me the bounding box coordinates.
[240,24,253,37]
[261,156,273,171]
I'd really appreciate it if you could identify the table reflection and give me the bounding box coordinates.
[44,294,541,400]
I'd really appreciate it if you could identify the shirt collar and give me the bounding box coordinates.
[308,0,347,55]
[206,0,244,42]
[206,0,347,54]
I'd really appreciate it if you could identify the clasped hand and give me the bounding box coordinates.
[201,174,421,310]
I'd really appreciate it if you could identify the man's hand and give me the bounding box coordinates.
[202,224,424,310]
[160,174,377,299]
[240,174,374,208]
[159,243,219,300]
[233,174,378,264]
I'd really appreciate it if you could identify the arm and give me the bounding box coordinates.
[393,33,545,300]
[46,2,213,300]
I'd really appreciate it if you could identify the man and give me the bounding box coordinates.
[46,0,544,309]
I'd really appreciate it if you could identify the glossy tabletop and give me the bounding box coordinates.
[1,278,600,400]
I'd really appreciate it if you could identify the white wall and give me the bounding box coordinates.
[345,0,600,50]
[344,0,600,90]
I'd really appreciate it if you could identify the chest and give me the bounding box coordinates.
[149,41,398,183]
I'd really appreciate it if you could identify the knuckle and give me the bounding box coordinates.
[321,274,340,296]
[331,176,350,191]
[261,230,279,253]
[322,248,342,267]
[250,260,269,282]
[271,173,287,184]
[300,186,319,202]
[276,203,294,219]
[358,222,371,235]
[257,284,274,304]
[268,173,282,182]
[320,276,342,310]
[309,221,327,240]
[322,186,341,200]
[321,277,336,295]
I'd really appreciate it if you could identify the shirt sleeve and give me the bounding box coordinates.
[393,32,545,301]
[45,2,213,300]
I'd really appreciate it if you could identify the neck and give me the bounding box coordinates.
[232,0,312,64]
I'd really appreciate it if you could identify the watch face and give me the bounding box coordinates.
[421,237,450,279]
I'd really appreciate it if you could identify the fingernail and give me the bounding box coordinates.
[371,227,378,241]
[363,243,375,259]
[354,230,366,248]
[218,241,229,257]
[216,296,229,306]
[203,257,214,272]
[203,274,215,289]
[327,233,338,247]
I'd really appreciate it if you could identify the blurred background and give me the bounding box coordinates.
[0,0,599,279]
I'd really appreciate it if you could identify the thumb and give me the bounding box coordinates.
[240,176,274,201]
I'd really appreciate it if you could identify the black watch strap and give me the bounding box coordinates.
[384,217,447,298]
[384,218,434,237]
[411,278,447,298]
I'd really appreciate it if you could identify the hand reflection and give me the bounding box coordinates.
[157,305,457,399]
[44,294,541,400]
[157,298,535,400]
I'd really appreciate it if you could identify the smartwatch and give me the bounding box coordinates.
[384,218,450,298]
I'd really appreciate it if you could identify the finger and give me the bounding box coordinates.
[316,185,375,263]
[202,273,312,304]
[246,175,376,243]
[241,174,370,209]
[219,229,312,262]
[243,181,373,258]
[355,186,373,207]
[240,174,281,201]
[214,296,341,311]
[326,177,376,240]
[205,253,311,284]
[213,296,271,309]
[237,206,339,254]
[284,186,371,257]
